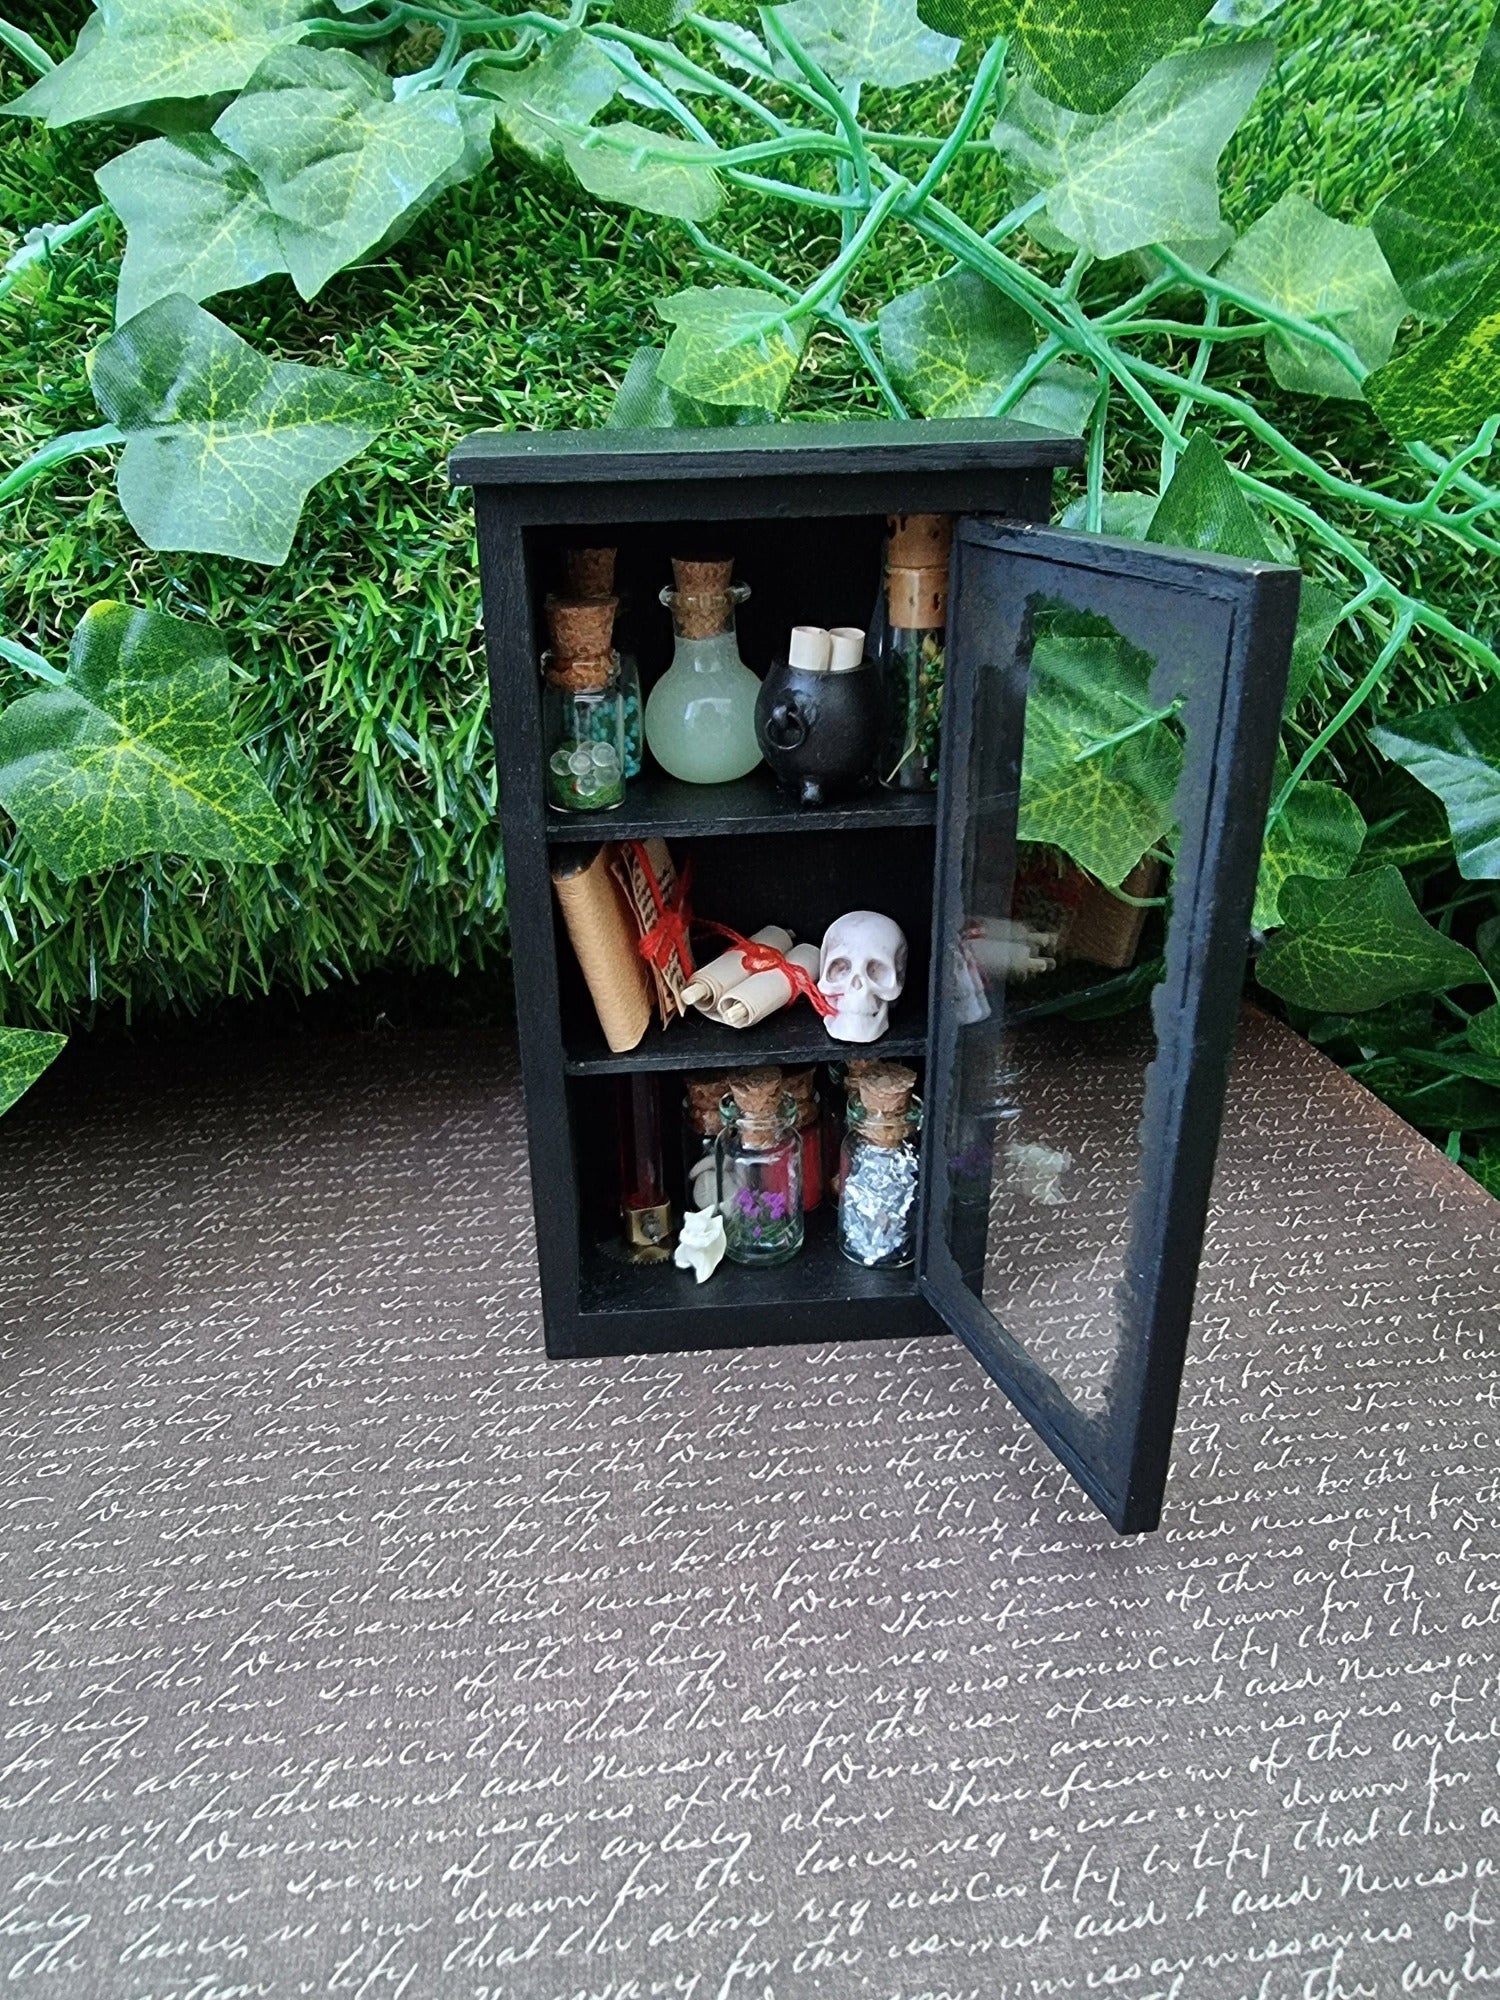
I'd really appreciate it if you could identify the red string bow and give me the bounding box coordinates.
[628,839,833,1019]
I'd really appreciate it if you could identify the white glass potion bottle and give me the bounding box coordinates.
[644,555,762,785]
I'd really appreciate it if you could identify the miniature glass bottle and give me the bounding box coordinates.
[717,1070,804,1266]
[838,1064,922,1269]
[644,555,762,785]
[878,514,951,792]
[783,1066,824,1212]
[682,1072,728,1213]
[567,545,642,778]
[617,1074,672,1262]
[542,595,626,813]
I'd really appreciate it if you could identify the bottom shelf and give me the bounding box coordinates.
[577,1201,918,1318]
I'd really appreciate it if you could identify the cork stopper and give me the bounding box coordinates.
[686,1072,729,1136]
[887,514,952,565]
[566,547,617,597]
[783,1066,818,1128]
[672,555,733,595]
[728,1066,785,1129]
[886,566,948,631]
[545,595,617,690]
[666,555,739,641]
[853,1062,918,1146]
[842,1056,883,1095]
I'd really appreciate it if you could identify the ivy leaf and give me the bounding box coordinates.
[1018,634,1183,886]
[1366,269,1500,444]
[992,43,1272,261]
[606,347,774,427]
[1478,914,1500,983]
[1370,685,1500,880]
[769,0,960,89]
[0,1029,67,1119]
[876,270,1099,432]
[90,295,399,565]
[1253,754,1366,930]
[213,49,483,302]
[1468,1004,1500,1058]
[1145,433,1339,708]
[1256,866,1483,1012]
[474,31,619,169]
[1216,194,1406,400]
[1371,14,1500,322]
[0,602,289,879]
[924,0,1213,115]
[5,0,318,130]
[95,133,287,322]
[1059,490,1160,537]
[1359,768,1457,874]
[561,124,722,222]
[655,287,806,413]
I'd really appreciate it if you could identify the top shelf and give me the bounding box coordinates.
[545,769,938,842]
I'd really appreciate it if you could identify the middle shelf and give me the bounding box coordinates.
[544,768,938,842]
[563,996,929,1076]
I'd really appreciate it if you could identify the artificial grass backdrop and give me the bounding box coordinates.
[0,0,1490,1029]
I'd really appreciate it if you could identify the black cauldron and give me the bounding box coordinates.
[754,657,883,806]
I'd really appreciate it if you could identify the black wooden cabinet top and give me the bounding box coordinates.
[449,415,1085,490]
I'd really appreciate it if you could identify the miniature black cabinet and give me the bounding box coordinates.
[452,418,1299,1531]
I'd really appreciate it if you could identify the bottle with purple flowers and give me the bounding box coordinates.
[717,1068,804,1267]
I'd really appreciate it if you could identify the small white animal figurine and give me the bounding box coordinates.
[674,1206,727,1283]
[818,910,908,1043]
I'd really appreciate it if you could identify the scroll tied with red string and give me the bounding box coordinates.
[625,839,834,1021]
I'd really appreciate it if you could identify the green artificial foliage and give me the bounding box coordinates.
[1371,686,1500,878]
[1372,11,1500,322]
[6,0,319,130]
[1252,753,1366,930]
[95,135,287,322]
[924,0,1214,114]
[769,0,961,89]
[213,47,493,301]
[1216,194,1406,398]
[656,286,808,410]
[992,43,1274,259]
[877,268,1097,427]
[1257,867,1484,1011]
[1367,271,1500,441]
[4,0,1500,1184]
[91,295,400,562]
[0,1026,66,1115]
[561,124,723,222]
[0,600,288,878]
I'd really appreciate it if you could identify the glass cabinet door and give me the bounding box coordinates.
[920,520,1300,1533]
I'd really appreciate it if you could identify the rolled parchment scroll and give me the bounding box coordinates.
[718,943,822,1029]
[681,926,793,1013]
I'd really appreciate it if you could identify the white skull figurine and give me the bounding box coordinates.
[819,911,908,1044]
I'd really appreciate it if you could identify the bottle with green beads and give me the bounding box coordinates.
[541,593,627,814]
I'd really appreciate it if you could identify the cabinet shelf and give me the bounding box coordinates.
[545,768,937,843]
[578,1202,917,1318]
[563,997,927,1077]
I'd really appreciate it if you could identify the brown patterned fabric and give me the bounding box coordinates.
[0,1007,1496,1997]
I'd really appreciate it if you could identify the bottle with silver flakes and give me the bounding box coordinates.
[837,1064,922,1269]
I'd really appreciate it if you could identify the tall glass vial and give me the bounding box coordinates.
[717,1069,804,1266]
[838,1064,922,1269]
[644,555,762,785]
[617,1074,671,1261]
[879,514,950,792]
[783,1067,824,1212]
[567,545,642,778]
[542,595,626,813]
